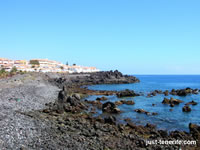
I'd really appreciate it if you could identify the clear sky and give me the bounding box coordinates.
[0,0,200,74]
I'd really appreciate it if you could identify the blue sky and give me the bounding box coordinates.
[0,0,200,74]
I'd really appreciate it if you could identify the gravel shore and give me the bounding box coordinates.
[0,73,60,149]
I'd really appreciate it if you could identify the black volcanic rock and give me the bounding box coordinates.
[170,88,199,96]
[56,87,87,113]
[177,90,187,96]
[58,86,68,103]
[115,100,135,105]
[162,98,170,104]
[102,102,121,113]
[104,116,117,125]
[116,89,139,97]
[162,97,183,105]
[147,90,163,97]
[192,89,199,94]
[96,96,108,101]
[134,109,158,116]
[163,90,169,96]
[189,123,200,139]
[134,109,147,113]
[72,93,81,100]
[182,105,191,112]
[89,70,140,85]
[186,100,198,106]
[49,70,140,88]
[121,100,135,105]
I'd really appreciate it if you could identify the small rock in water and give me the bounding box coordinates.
[116,89,139,97]
[163,90,169,96]
[182,105,191,112]
[152,112,158,115]
[185,100,198,106]
[96,96,108,101]
[115,101,123,105]
[102,102,121,113]
[122,100,135,105]
[115,100,135,105]
[134,109,146,113]
[134,109,158,116]
[162,97,183,105]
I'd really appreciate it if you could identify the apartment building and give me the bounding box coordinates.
[14,60,28,65]
[30,59,67,73]
[1,64,13,72]
[30,59,62,67]
[68,65,100,73]
[0,58,100,73]
[0,58,14,65]
[0,58,14,71]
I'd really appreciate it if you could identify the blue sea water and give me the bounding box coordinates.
[87,75,200,132]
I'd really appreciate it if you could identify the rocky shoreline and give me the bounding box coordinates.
[43,71,200,149]
[0,71,200,149]
[49,70,139,96]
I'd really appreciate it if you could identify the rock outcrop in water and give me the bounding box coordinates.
[146,88,200,97]
[115,100,135,105]
[171,88,199,96]
[116,89,139,97]
[96,96,108,101]
[163,90,169,96]
[50,70,140,89]
[48,70,140,96]
[147,90,163,97]
[47,72,200,149]
[186,100,198,106]
[162,97,183,105]
[182,105,192,112]
[52,86,87,114]
[134,109,158,116]
[102,102,121,113]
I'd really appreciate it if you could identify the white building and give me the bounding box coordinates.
[68,65,100,73]
[0,58,14,66]
[0,58,100,73]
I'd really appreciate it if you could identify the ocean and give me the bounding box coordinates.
[87,75,200,132]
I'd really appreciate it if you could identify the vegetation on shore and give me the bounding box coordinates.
[29,60,40,69]
[0,67,26,78]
